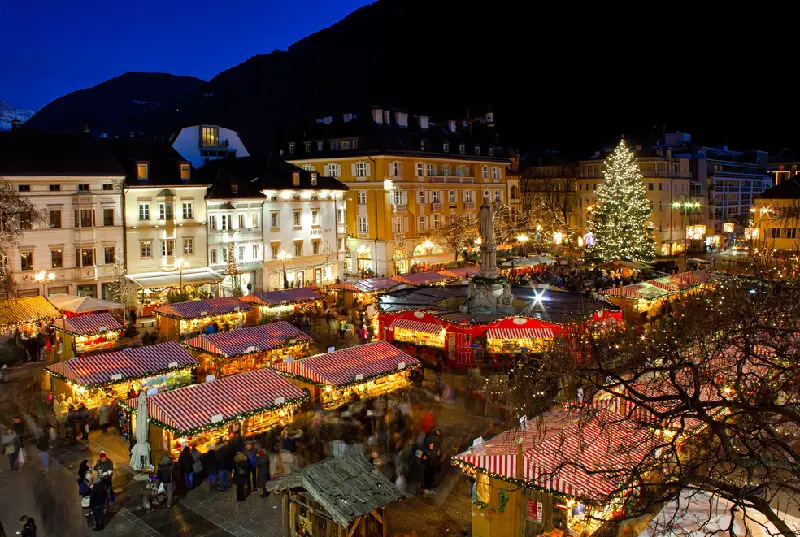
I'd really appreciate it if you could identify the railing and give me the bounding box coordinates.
[427,176,475,184]
[431,202,443,211]
[393,204,408,213]
[464,201,476,209]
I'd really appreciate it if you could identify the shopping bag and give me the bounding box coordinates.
[17,449,25,465]
[81,496,91,508]
[157,483,165,495]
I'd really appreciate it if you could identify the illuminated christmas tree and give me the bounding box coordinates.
[587,138,655,262]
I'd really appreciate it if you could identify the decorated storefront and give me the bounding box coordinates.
[388,318,447,350]
[0,296,61,337]
[274,341,420,409]
[121,368,307,458]
[240,287,324,323]
[153,297,251,341]
[602,270,715,321]
[126,268,224,317]
[53,312,123,360]
[46,341,197,419]
[329,277,401,308]
[182,322,313,380]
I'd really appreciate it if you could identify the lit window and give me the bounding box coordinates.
[159,202,173,220]
[253,244,260,259]
[180,163,191,179]
[137,163,148,179]
[182,202,193,219]
[313,241,320,255]
[138,203,150,221]
[358,216,368,234]
[201,126,219,148]
[161,239,174,257]
[51,249,63,268]
[311,209,319,225]
[140,241,152,259]
[358,192,367,205]
[271,244,280,259]
[293,210,301,227]
[183,239,193,254]
[271,212,279,228]
[104,247,115,264]
[239,246,245,260]
[210,249,217,264]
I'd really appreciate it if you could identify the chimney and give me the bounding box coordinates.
[10,119,21,130]
[448,120,457,133]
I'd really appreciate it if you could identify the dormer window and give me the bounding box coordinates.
[293,172,300,186]
[305,142,311,152]
[288,143,295,155]
[475,145,481,155]
[317,141,324,151]
[488,148,495,156]
[201,126,220,148]
[459,143,465,154]
[137,163,148,180]
[179,163,191,179]
[232,185,238,194]
[443,143,449,153]
[311,172,318,186]
[396,112,408,127]
[420,140,426,151]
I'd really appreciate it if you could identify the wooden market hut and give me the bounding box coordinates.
[153,297,251,341]
[274,341,420,409]
[391,271,449,286]
[329,277,401,308]
[121,367,307,459]
[182,322,313,380]
[240,287,324,324]
[46,341,197,420]
[0,296,61,336]
[267,452,404,537]
[53,312,123,360]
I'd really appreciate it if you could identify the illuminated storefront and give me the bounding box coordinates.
[153,297,250,341]
[53,312,123,360]
[240,287,324,323]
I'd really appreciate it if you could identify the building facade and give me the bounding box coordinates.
[172,124,250,169]
[752,180,800,252]
[286,108,512,276]
[0,131,126,298]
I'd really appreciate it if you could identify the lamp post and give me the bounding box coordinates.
[34,270,55,297]
[174,258,188,293]
[277,250,292,289]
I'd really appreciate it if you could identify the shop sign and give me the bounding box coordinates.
[98,326,108,333]
[168,361,178,368]
[274,397,285,405]
[327,346,336,353]
[200,311,208,317]
[211,413,224,423]
[110,374,122,381]
[527,500,543,522]
[245,346,260,354]
[287,338,298,346]
[414,311,425,319]
[397,361,406,370]
[355,374,364,381]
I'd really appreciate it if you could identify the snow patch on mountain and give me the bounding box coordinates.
[0,100,36,130]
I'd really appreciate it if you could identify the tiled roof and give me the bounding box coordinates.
[54,313,123,335]
[0,131,124,176]
[153,297,250,320]
[0,296,61,328]
[183,322,311,357]
[103,138,209,187]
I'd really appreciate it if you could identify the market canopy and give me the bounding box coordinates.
[487,326,555,340]
[183,322,312,357]
[122,368,307,436]
[46,341,197,387]
[48,295,124,314]
[153,297,250,320]
[501,256,556,267]
[0,296,61,328]
[240,287,323,307]
[389,318,445,335]
[267,452,404,528]
[329,277,401,294]
[53,312,123,336]
[126,267,224,289]
[392,271,449,286]
[274,341,420,387]
[602,282,672,300]
[437,266,480,280]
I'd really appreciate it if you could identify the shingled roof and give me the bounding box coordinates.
[0,130,124,177]
[266,452,403,527]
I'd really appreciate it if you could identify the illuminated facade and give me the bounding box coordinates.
[752,180,800,252]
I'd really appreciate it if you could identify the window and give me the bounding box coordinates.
[355,162,370,177]
[253,244,260,259]
[49,184,60,191]
[311,209,319,225]
[658,201,663,212]
[294,242,303,257]
[464,190,474,203]
[392,216,407,233]
[238,214,246,229]
[201,126,219,148]
[51,249,63,268]
[161,240,174,257]
[443,142,449,153]
[271,244,280,259]
[238,246,245,261]
[482,166,489,179]
[475,145,481,155]
[183,238,193,254]
[288,143,295,155]
[159,202,173,220]
[416,163,424,177]
[313,241,320,255]
[648,183,654,191]
[456,165,468,177]
[104,247,115,264]
[418,215,427,232]
[292,172,300,186]
[103,208,114,226]
[459,143,465,154]
[441,165,451,176]
[337,208,345,224]
[304,142,311,152]
[658,182,663,191]
[324,163,341,177]
[391,190,407,206]
[138,203,150,221]
[338,237,345,251]
[209,215,217,230]
[76,209,94,228]
[293,210,301,227]
[358,216,368,234]
[771,227,781,238]
[18,185,30,192]
[786,228,798,239]
[49,209,61,229]
[210,249,218,264]
[77,248,95,267]
[140,241,152,259]
[492,167,501,179]
[251,213,259,228]
[182,202,193,219]
[357,192,367,205]
[418,191,426,204]
[137,163,148,179]
[390,162,402,177]
[102,184,113,191]
[488,148,494,156]
[510,185,518,199]
[649,200,654,211]
[432,191,441,203]
[20,251,33,271]
[433,214,443,229]
[593,184,597,191]
[341,140,351,150]
[271,212,279,229]
[78,184,90,192]
[494,190,502,203]
[221,214,232,231]
[317,141,324,151]
[426,164,437,177]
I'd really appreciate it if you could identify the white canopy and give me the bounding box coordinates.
[129,391,151,472]
[126,267,224,289]
[47,295,124,313]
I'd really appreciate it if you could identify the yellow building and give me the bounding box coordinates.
[752,180,800,252]
[286,108,514,275]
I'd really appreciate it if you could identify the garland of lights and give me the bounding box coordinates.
[46,364,197,389]
[273,364,420,389]
[119,395,307,437]
[181,339,310,359]
[53,326,121,337]
[155,309,246,321]
[378,309,622,328]
[451,458,583,500]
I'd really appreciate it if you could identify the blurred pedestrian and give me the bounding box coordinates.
[257,449,270,498]
[93,451,114,502]
[89,476,107,530]
[179,445,194,490]
[191,445,203,487]
[2,428,21,470]
[157,456,174,508]
[233,452,248,501]
[216,444,231,492]
[204,444,218,490]
[18,516,36,537]
[242,441,257,492]
[36,428,50,472]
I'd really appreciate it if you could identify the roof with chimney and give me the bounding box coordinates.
[0,130,125,177]
[103,138,210,187]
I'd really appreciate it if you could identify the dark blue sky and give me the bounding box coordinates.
[1,0,372,111]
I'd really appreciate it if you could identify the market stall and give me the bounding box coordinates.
[153,297,251,342]
[0,295,61,337]
[388,318,446,349]
[182,322,313,380]
[127,267,224,317]
[392,271,449,286]
[240,287,324,323]
[329,277,401,308]
[46,341,196,421]
[120,367,307,458]
[53,312,123,360]
[603,270,715,321]
[274,341,420,409]
[485,326,555,354]
[47,295,125,316]
[438,266,480,281]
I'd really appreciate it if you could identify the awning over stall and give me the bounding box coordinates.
[53,313,123,336]
[486,327,555,340]
[240,287,323,307]
[388,318,445,335]
[329,278,401,293]
[437,267,479,280]
[183,322,311,357]
[392,271,449,286]
[48,295,124,314]
[153,297,250,320]
[0,296,61,329]
[126,267,224,289]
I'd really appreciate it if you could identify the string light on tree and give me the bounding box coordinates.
[586,138,655,262]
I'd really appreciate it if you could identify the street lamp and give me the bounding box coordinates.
[174,258,188,292]
[34,270,55,297]
[277,250,292,289]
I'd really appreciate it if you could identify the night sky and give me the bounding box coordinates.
[1,0,372,110]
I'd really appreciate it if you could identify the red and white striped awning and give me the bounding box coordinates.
[486,327,555,340]
[126,368,307,435]
[389,318,445,335]
[183,322,311,357]
[329,278,400,294]
[46,341,197,387]
[153,297,251,320]
[274,341,420,387]
[54,312,123,335]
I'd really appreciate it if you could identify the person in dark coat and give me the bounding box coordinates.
[76,403,89,440]
[178,445,194,490]
[89,477,107,530]
[233,452,248,501]
[18,516,36,537]
[242,441,257,491]
[216,444,231,492]
[203,444,218,490]
[157,456,174,508]
[256,449,270,498]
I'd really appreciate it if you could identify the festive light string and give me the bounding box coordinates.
[46,364,197,389]
[273,365,419,389]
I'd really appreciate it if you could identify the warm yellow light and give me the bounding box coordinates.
[577,236,584,247]
[553,232,563,245]
[422,240,434,249]
[174,257,187,270]
[536,224,542,232]
[723,222,735,233]
[277,250,292,261]
[474,237,482,245]
[516,234,529,243]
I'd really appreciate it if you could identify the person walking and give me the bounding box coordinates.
[76,403,89,440]
[36,428,50,472]
[242,441,257,492]
[203,444,218,490]
[12,416,24,447]
[2,428,21,470]
[256,449,270,498]
[216,444,231,492]
[89,476,107,530]
[18,516,36,537]
[93,451,114,502]
[157,456,174,508]
[191,445,203,487]
[97,402,110,433]
[178,445,194,490]
[233,452,248,501]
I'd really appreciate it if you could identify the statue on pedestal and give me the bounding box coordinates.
[478,196,500,279]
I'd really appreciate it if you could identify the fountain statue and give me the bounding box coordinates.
[461,196,515,314]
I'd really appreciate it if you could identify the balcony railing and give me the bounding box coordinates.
[464,201,476,209]
[393,204,408,213]
[431,202,443,212]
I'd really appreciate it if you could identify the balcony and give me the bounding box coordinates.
[431,202,443,212]
[427,176,475,184]
[464,201,476,210]
[393,204,408,213]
